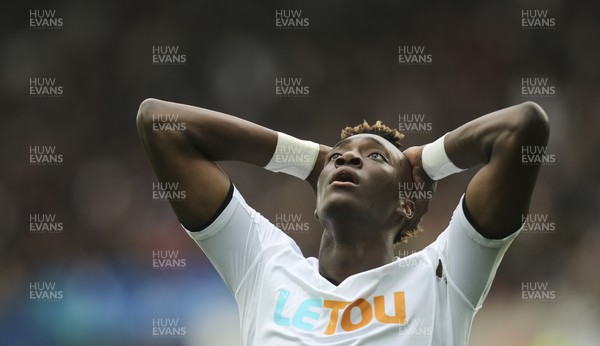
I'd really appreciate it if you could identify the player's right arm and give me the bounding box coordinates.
[136,98,328,229]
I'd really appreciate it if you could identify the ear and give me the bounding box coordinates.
[396,198,415,222]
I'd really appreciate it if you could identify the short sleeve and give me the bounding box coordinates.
[428,195,521,310]
[182,185,299,294]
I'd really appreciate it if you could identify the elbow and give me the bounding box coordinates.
[136,98,162,134]
[517,101,550,144]
[521,101,550,126]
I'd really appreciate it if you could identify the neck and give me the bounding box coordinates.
[318,230,396,286]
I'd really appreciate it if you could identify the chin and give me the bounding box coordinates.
[318,193,366,219]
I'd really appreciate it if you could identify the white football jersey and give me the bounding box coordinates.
[185,186,520,345]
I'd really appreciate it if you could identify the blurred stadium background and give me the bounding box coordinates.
[1,0,599,345]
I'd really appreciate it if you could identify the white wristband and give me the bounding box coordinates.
[264,132,320,180]
[421,134,465,180]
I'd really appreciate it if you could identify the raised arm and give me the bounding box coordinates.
[136,98,329,229]
[401,102,550,309]
[444,101,550,238]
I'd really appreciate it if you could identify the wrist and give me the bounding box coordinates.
[264,132,320,180]
[421,134,466,180]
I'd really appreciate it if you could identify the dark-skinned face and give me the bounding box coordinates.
[315,134,414,235]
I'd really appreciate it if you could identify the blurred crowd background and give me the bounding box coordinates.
[1,0,599,345]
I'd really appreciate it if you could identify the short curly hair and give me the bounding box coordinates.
[340,120,423,244]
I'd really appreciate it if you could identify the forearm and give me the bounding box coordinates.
[137,98,278,165]
[430,101,550,237]
[137,98,329,189]
[444,101,549,169]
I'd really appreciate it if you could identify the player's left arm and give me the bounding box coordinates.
[444,101,550,238]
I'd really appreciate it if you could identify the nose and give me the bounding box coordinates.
[334,151,362,168]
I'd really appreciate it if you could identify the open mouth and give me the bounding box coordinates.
[330,169,359,185]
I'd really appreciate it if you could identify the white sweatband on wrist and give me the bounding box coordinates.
[421,134,466,180]
[264,132,320,180]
